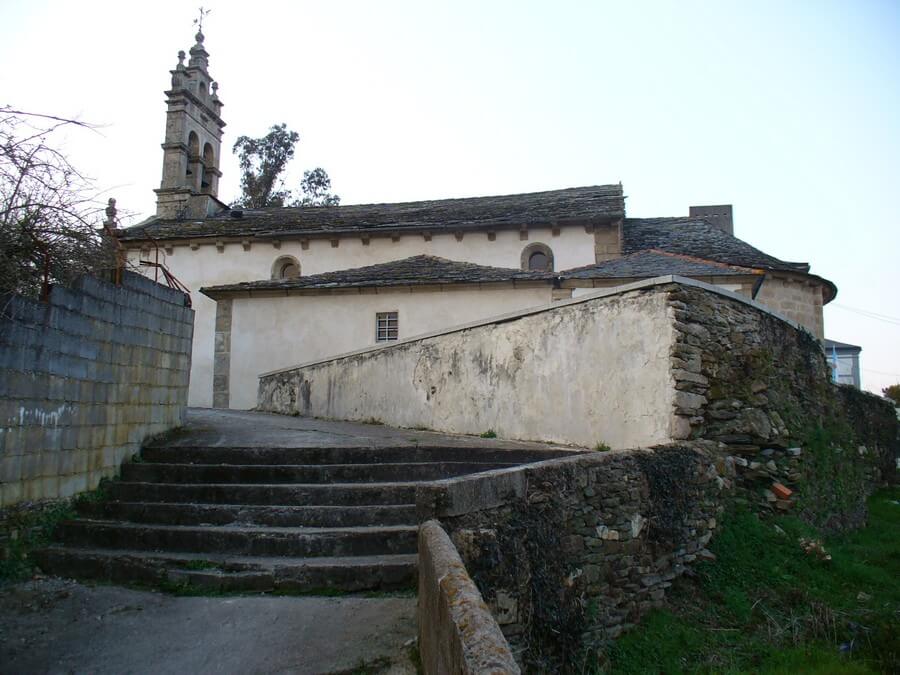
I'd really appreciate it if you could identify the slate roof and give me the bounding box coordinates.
[560,250,761,280]
[119,185,625,242]
[201,255,554,297]
[623,218,808,274]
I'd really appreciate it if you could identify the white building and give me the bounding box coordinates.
[119,31,838,409]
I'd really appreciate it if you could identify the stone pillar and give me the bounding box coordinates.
[213,299,232,409]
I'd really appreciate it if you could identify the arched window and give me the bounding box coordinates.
[272,256,301,280]
[201,143,215,190]
[521,243,554,272]
[186,132,200,181]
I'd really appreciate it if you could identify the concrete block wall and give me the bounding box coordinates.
[0,272,193,506]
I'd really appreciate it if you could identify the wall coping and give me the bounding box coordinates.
[259,275,808,378]
[417,519,521,674]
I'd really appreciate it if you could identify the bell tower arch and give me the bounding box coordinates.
[154,29,226,219]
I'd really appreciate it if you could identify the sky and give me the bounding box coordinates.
[2,0,899,395]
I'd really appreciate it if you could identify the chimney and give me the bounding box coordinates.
[689,204,733,236]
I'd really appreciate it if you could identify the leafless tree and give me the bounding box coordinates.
[0,106,116,298]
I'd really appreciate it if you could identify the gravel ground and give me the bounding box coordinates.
[0,577,417,675]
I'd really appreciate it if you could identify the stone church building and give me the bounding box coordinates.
[117,31,837,409]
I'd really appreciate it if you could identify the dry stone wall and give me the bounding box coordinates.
[665,284,897,530]
[0,272,193,507]
[416,445,722,672]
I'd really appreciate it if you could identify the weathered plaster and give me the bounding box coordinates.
[259,285,677,449]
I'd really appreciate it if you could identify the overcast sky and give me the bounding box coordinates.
[2,0,899,395]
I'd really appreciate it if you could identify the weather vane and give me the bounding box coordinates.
[194,6,211,32]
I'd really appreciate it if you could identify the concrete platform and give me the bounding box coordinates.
[169,407,580,451]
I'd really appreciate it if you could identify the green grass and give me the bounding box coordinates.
[479,429,497,439]
[0,501,76,583]
[601,487,899,674]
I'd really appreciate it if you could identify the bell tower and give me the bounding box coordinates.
[154,27,226,219]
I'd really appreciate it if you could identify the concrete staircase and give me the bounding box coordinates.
[36,441,565,593]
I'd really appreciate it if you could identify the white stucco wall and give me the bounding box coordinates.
[128,226,595,407]
[258,287,677,450]
[227,285,554,410]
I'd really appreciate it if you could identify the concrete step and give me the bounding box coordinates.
[56,520,417,557]
[121,461,512,484]
[34,546,417,593]
[141,445,574,466]
[77,501,418,528]
[108,481,419,506]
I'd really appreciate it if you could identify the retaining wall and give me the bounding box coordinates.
[418,520,520,675]
[416,445,722,671]
[259,280,677,450]
[0,272,193,506]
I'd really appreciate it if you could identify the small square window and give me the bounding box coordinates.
[376,311,398,342]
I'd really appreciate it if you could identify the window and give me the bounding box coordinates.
[520,243,554,271]
[272,256,301,279]
[376,312,398,342]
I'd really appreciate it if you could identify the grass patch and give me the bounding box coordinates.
[479,429,497,439]
[0,500,76,583]
[601,487,899,674]
[593,441,612,452]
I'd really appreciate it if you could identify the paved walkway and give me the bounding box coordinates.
[0,578,416,674]
[173,407,572,451]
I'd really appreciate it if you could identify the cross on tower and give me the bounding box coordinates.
[194,6,211,32]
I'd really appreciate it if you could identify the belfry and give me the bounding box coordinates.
[154,28,226,219]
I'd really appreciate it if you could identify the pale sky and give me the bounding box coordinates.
[2,0,899,395]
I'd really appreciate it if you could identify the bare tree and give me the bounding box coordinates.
[0,106,115,298]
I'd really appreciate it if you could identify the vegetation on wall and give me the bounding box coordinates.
[881,384,900,407]
[602,488,899,674]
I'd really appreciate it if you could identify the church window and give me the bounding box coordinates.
[521,243,554,272]
[376,312,399,342]
[201,143,215,190]
[272,256,301,279]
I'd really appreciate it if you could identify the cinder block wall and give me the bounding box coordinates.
[0,272,193,507]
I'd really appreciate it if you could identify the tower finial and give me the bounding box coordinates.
[194,6,211,36]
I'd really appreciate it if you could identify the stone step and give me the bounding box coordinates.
[34,546,416,593]
[121,461,511,484]
[56,520,418,558]
[77,501,418,528]
[141,445,574,466]
[108,481,419,506]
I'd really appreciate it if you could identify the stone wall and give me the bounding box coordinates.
[416,445,722,671]
[754,274,825,339]
[417,520,521,675]
[259,281,677,450]
[0,272,193,507]
[665,283,897,529]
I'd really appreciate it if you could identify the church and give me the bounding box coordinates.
[117,30,837,410]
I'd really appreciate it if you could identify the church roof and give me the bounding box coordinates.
[623,217,807,274]
[200,255,554,297]
[119,185,625,242]
[560,250,761,280]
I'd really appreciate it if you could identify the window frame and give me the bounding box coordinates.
[520,242,555,272]
[375,311,399,343]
